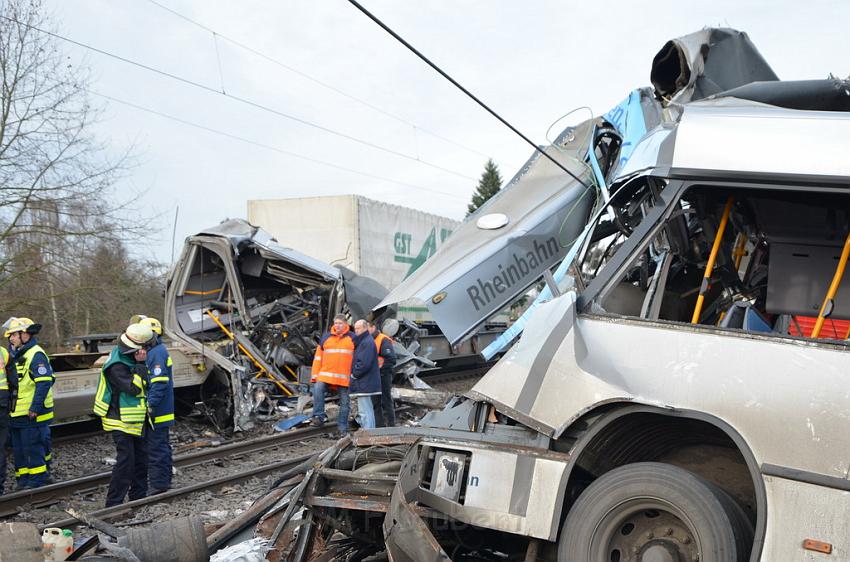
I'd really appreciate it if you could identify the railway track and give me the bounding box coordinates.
[39,450,316,531]
[0,424,335,518]
[1,368,488,525]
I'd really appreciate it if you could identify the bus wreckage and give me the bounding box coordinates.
[227,29,850,561]
[163,218,443,432]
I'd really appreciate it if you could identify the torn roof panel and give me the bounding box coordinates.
[336,265,390,319]
[650,27,778,104]
[199,218,340,283]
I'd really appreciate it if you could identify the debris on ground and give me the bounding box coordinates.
[210,538,271,562]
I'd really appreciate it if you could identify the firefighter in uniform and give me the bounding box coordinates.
[0,343,11,495]
[310,314,354,434]
[135,316,174,494]
[6,317,54,489]
[94,323,153,507]
[369,321,397,427]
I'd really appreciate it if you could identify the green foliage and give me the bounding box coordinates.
[466,159,503,217]
[0,238,165,349]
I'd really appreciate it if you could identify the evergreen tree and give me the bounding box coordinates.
[466,159,503,216]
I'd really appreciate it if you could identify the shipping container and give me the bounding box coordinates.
[247,195,460,321]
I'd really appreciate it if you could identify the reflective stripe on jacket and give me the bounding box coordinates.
[146,340,175,427]
[94,348,147,435]
[11,343,54,423]
[310,324,354,387]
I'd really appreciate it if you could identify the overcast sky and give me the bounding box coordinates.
[45,0,850,264]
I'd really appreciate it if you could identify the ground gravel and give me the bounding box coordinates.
[6,417,335,528]
[3,377,480,534]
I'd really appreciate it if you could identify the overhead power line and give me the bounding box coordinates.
[144,0,490,160]
[88,90,467,202]
[0,15,476,182]
[345,0,592,191]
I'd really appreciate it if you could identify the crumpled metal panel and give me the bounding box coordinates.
[375,126,595,345]
[336,265,389,320]
[373,27,785,346]
[200,218,339,283]
[468,291,630,437]
[651,28,778,104]
[384,455,451,562]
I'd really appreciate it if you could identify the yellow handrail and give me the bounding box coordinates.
[732,233,747,273]
[204,310,293,396]
[811,232,850,339]
[691,196,734,324]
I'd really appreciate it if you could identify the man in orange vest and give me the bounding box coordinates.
[369,320,397,427]
[310,314,354,434]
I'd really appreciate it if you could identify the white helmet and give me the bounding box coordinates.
[120,323,154,352]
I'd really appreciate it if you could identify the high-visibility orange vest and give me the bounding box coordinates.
[374,333,394,369]
[311,325,355,387]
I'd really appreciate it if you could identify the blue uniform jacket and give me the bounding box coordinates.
[145,337,175,427]
[10,338,53,426]
[349,331,381,396]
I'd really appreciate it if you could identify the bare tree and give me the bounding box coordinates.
[0,0,157,346]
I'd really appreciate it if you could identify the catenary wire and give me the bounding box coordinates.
[144,0,491,160]
[345,0,593,191]
[88,89,467,202]
[0,15,476,182]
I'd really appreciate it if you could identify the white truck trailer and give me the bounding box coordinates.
[247,195,460,322]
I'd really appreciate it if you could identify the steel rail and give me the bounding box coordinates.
[0,424,334,517]
[40,451,317,531]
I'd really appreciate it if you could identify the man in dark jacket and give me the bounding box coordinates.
[369,321,397,427]
[350,320,380,429]
[94,323,153,507]
[133,315,174,495]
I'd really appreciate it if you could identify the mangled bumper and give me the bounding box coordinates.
[263,424,569,560]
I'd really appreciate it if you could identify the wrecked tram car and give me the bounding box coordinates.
[267,105,850,560]
[163,219,395,431]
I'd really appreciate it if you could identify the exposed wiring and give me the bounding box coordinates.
[545,106,595,148]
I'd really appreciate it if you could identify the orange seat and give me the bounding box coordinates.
[789,315,850,339]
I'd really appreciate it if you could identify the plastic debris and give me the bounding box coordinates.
[210,538,270,562]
